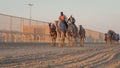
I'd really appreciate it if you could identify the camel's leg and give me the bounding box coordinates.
[58,37,64,47]
[110,39,112,45]
[57,31,62,47]
[53,38,56,47]
[71,36,74,47]
[58,31,61,38]
[80,37,84,47]
[117,40,119,45]
[74,37,77,46]
[68,37,70,46]
[66,32,70,46]
[67,36,70,47]
[61,31,65,47]
[66,36,70,47]
[70,36,76,47]
[82,38,84,47]
[106,38,108,45]
[106,40,107,44]
[69,36,72,47]
[80,37,82,47]
[51,37,54,47]
[58,38,64,47]
[58,38,62,47]
[107,39,109,45]
[70,36,73,47]
[107,38,111,46]
[62,38,65,47]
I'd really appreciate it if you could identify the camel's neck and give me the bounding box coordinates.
[55,22,59,29]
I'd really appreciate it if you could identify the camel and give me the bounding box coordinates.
[54,20,66,47]
[105,30,119,45]
[66,22,78,47]
[48,23,57,47]
[78,25,86,47]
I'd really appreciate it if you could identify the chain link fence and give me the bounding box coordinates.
[0,13,51,43]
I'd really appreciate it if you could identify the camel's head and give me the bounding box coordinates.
[48,23,51,27]
[79,25,82,27]
[54,20,58,26]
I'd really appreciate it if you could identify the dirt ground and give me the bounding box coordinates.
[0,43,120,68]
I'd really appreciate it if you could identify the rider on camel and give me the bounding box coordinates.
[67,15,78,37]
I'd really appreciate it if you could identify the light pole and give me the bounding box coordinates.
[28,3,33,33]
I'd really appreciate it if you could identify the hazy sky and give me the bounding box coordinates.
[0,0,120,33]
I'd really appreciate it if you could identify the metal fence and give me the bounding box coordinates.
[0,13,51,43]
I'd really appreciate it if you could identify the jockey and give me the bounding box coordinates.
[108,30,112,38]
[118,34,120,40]
[58,12,67,32]
[116,34,119,40]
[113,33,119,40]
[67,15,76,24]
[67,15,78,36]
[108,30,115,39]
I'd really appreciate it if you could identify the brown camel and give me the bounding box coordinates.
[105,30,119,45]
[78,25,86,47]
[48,23,57,47]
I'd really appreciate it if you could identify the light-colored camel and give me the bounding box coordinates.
[54,20,66,47]
[66,23,78,47]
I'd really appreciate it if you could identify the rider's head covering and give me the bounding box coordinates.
[60,12,63,16]
[70,15,72,18]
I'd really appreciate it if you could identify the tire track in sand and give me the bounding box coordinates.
[63,46,120,68]
[37,46,117,68]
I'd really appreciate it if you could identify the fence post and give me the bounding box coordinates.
[10,16,13,42]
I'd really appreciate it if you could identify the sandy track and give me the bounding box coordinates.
[0,44,120,68]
